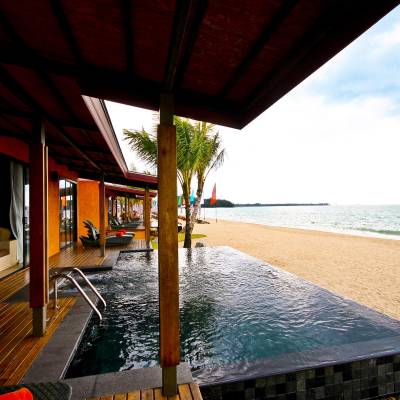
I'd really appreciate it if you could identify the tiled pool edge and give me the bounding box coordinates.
[22,295,95,383]
[200,354,400,400]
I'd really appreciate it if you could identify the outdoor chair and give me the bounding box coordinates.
[80,220,134,247]
[0,381,71,400]
[109,214,141,229]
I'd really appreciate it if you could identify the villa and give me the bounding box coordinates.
[1,1,400,400]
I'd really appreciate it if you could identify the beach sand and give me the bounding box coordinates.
[191,219,400,320]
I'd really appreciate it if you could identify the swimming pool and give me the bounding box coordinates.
[65,247,400,386]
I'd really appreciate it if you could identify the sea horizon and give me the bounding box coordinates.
[201,204,400,241]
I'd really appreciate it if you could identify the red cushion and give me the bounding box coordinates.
[116,232,123,237]
[0,388,33,400]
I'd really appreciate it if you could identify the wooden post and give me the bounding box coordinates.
[99,174,105,257]
[158,94,179,396]
[29,119,48,337]
[144,187,151,247]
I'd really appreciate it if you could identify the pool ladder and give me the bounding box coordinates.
[50,268,106,320]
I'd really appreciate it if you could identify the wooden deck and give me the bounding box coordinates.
[0,239,162,389]
[0,297,76,385]
[0,268,29,303]
[49,240,150,269]
[86,383,203,400]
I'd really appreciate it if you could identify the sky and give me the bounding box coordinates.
[107,6,400,205]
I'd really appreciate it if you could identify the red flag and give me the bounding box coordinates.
[210,184,217,206]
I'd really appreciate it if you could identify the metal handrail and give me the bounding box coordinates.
[71,268,107,308]
[50,271,104,320]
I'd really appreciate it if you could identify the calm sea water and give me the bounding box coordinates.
[203,205,400,240]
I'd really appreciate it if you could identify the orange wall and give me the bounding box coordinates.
[77,180,100,244]
[0,135,106,256]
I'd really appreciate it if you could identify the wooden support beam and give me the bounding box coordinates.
[158,94,179,396]
[29,119,48,337]
[99,174,106,257]
[144,187,151,247]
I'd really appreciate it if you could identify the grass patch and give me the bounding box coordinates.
[152,233,207,249]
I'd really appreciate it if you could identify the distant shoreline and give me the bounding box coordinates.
[234,203,329,207]
[202,202,329,208]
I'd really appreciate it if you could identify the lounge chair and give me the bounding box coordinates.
[79,220,134,247]
[109,214,142,229]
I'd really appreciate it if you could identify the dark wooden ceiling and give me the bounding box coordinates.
[0,2,158,188]
[0,0,398,131]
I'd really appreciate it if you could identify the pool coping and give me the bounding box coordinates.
[63,363,192,400]
[22,294,95,383]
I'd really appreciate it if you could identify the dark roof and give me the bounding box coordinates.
[0,52,157,188]
[0,1,398,130]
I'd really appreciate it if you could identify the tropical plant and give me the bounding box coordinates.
[124,116,199,248]
[190,122,225,231]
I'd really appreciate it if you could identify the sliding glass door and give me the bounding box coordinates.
[59,179,77,249]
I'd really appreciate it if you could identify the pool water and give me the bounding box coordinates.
[65,247,400,382]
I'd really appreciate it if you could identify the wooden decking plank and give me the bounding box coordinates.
[0,303,28,331]
[154,388,167,400]
[126,392,140,400]
[141,389,154,400]
[113,394,127,400]
[189,384,202,400]
[0,299,73,381]
[0,314,32,364]
[0,298,75,385]
[100,396,113,400]
[178,385,192,400]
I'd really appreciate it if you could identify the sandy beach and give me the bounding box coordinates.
[192,219,400,320]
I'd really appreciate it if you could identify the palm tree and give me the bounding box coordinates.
[124,116,199,248]
[190,122,225,231]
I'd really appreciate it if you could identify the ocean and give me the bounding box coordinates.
[202,205,400,240]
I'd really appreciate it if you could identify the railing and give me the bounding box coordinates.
[50,268,106,320]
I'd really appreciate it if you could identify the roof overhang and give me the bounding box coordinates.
[105,183,157,198]
[0,1,398,129]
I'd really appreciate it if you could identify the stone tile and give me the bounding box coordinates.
[255,378,266,388]
[334,372,343,384]
[244,388,255,400]
[306,369,315,379]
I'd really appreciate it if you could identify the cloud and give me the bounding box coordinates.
[205,88,400,204]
